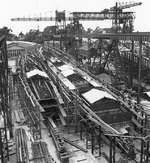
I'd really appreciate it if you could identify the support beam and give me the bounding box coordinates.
[140,139,144,163]
[91,125,94,154]
[146,141,149,163]
[109,138,113,163]
[0,129,4,163]
[113,137,116,163]
[98,126,101,156]
[137,38,142,104]
[80,121,83,140]
[64,137,88,153]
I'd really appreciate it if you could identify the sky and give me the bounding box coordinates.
[0,0,149,35]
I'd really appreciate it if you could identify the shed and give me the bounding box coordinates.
[26,69,48,78]
[81,88,120,112]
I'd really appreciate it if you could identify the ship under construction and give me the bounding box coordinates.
[1,1,150,163]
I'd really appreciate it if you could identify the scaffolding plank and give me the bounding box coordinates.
[49,77,64,104]
[59,105,67,117]
[58,112,66,125]
[132,117,142,128]
[48,117,57,128]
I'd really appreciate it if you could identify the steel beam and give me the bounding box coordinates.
[0,35,9,162]
[47,32,150,41]
[71,11,134,21]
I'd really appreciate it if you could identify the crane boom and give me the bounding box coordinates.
[71,11,134,21]
[11,12,134,22]
[110,2,142,11]
[11,17,73,21]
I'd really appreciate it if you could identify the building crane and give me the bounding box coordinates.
[11,12,134,22]
[11,2,143,95]
[110,1,142,11]
[11,2,142,31]
[108,2,142,33]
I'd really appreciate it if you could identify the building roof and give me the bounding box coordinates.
[7,41,37,49]
[82,88,116,104]
[26,69,48,78]
[62,78,76,90]
[58,64,75,77]
[82,75,101,87]
[58,64,74,71]
[61,69,75,77]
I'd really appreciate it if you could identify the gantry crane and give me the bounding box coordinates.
[110,2,142,11]
[11,2,142,33]
[11,2,142,89]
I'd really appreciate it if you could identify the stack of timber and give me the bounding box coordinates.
[32,141,56,163]
[15,128,29,163]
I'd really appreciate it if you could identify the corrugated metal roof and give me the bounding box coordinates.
[61,69,75,77]
[48,61,76,90]
[82,88,116,104]
[58,64,74,71]
[62,78,75,90]
[26,69,48,78]
[82,76,102,87]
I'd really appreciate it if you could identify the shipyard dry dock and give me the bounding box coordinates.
[0,32,150,163]
[2,2,150,163]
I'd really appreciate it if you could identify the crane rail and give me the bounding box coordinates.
[44,32,150,41]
